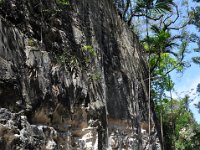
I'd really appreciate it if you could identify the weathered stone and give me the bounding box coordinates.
[0,0,161,149]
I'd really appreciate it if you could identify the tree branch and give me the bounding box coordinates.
[123,0,131,20]
[163,4,179,29]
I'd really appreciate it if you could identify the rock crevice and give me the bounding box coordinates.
[0,0,161,149]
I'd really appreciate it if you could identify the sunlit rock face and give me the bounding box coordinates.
[0,0,161,149]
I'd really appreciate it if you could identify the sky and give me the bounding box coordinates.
[171,49,200,124]
[169,0,200,124]
[133,0,200,123]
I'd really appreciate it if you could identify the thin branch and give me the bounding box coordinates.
[162,3,191,31]
[134,13,164,21]
[168,19,191,30]
[150,53,161,73]
[163,4,179,30]
[163,13,173,25]
[168,35,184,41]
[127,13,163,26]
[143,62,181,82]
[123,0,131,19]
[164,50,178,57]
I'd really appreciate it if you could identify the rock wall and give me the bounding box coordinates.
[0,0,161,149]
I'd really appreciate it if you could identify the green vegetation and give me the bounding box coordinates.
[157,96,200,150]
[56,45,98,80]
[56,51,79,69]
[89,71,101,81]
[27,38,37,47]
[51,1,200,147]
[190,0,200,134]
[81,45,102,81]
[56,0,70,6]
[114,0,200,149]
[190,0,200,63]
[82,45,96,57]
[81,45,96,65]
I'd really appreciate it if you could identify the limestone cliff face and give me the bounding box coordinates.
[0,0,161,149]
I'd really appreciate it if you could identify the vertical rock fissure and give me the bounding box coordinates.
[0,0,162,149]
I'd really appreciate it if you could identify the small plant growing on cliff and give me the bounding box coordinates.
[81,45,96,65]
[89,71,101,81]
[56,0,70,6]
[82,45,96,57]
[56,51,79,71]
[27,38,37,47]
[56,53,66,64]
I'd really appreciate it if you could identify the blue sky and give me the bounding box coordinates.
[169,0,200,123]
[171,49,200,124]
[133,0,200,123]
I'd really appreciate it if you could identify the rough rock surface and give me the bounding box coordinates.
[0,0,161,149]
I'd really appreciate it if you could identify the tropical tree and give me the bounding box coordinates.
[195,83,200,112]
[160,96,200,150]
[114,0,175,26]
[190,0,200,64]
[191,0,200,116]
[114,1,196,149]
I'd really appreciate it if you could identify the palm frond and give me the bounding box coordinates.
[153,0,175,13]
[151,25,161,34]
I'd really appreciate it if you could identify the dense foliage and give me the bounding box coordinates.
[191,0,200,64]
[191,0,200,114]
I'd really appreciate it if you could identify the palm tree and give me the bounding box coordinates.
[142,24,186,73]
[126,0,175,25]
[113,0,175,25]
[135,1,175,147]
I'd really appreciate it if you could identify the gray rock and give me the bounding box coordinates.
[0,0,161,149]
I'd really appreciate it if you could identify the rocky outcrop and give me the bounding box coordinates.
[0,0,161,149]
